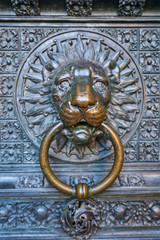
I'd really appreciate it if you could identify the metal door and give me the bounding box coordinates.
[0,1,160,239]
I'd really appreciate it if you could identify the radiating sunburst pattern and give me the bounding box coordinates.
[16,31,144,162]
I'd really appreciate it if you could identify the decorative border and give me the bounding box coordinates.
[0,198,159,231]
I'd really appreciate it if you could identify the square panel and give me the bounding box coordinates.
[0,98,15,119]
[0,28,19,50]
[117,29,138,50]
[21,28,44,50]
[139,119,159,141]
[0,143,23,164]
[140,52,159,74]
[140,29,160,51]
[0,121,22,142]
[0,52,20,73]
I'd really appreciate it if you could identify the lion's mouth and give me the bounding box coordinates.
[68,122,96,145]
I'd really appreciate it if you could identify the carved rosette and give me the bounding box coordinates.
[118,0,146,16]
[11,0,40,16]
[66,0,93,16]
[15,30,145,163]
[61,199,101,239]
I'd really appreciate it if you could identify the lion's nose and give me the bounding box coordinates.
[71,83,96,108]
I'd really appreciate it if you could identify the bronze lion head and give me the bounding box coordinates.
[18,32,142,160]
[52,62,111,145]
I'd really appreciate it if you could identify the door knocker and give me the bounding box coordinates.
[15,30,145,239]
[39,122,123,239]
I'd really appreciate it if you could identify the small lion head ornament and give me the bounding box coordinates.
[17,32,143,160]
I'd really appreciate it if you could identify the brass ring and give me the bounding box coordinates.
[39,122,124,199]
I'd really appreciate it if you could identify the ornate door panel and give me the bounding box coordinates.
[0,1,160,239]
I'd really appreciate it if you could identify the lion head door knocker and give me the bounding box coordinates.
[15,30,145,239]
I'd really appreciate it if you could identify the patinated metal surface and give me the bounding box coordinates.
[10,0,147,17]
[39,122,124,197]
[61,198,101,239]
[0,1,160,239]
[11,0,40,16]
[15,30,144,162]
[118,0,146,16]
[65,0,93,16]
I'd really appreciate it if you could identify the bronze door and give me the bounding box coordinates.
[0,1,160,239]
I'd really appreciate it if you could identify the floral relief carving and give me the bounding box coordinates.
[118,0,146,16]
[0,200,159,229]
[17,202,61,228]
[118,174,146,187]
[140,29,160,50]
[124,141,137,162]
[140,52,159,73]
[0,29,19,50]
[0,203,17,228]
[23,142,39,163]
[144,75,159,96]
[0,52,19,73]
[0,25,159,240]
[117,29,138,50]
[140,120,159,140]
[0,144,22,164]
[98,28,116,37]
[22,132,30,142]
[69,175,95,186]
[1,121,22,141]
[140,142,159,162]
[17,175,43,188]
[0,76,15,96]
[0,200,61,229]
[66,0,93,16]
[11,0,40,16]
[0,99,15,119]
[44,28,63,37]
[100,200,160,227]
[131,203,147,225]
[144,97,159,119]
[101,201,132,226]
[21,29,44,50]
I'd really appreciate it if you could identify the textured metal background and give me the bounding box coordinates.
[0,1,160,239]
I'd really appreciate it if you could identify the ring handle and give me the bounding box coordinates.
[39,122,124,199]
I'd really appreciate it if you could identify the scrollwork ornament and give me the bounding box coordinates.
[61,198,101,240]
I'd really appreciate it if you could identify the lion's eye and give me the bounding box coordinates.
[58,80,70,90]
[94,81,106,92]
